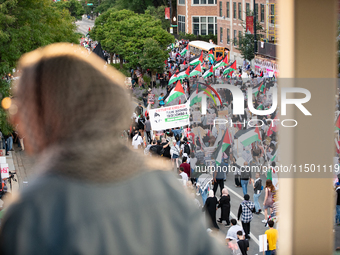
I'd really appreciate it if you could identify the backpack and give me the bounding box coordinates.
[184,143,190,155]
[150,145,158,155]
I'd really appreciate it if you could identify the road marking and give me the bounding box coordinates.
[225,185,265,216]
[229,211,259,246]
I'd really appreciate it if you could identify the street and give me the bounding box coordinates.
[75,16,95,36]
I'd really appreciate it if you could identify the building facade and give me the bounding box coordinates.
[177,0,278,73]
[177,0,218,36]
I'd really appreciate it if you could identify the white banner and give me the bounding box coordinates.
[1,163,9,179]
[149,103,190,131]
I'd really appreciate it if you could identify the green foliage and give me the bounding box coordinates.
[145,6,170,31]
[178,32,218,44]
[232,11,265,61]
[54,0,85,20]
[110,63,131,77]
[139,38,168,73]
[95,0,116,14]
[91,8,174,70]
[80,0,98,15]
[0,80,13,135]
[0,0,80,133]
[143,74,151,84]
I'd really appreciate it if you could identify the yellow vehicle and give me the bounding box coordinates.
[188,40,229,61]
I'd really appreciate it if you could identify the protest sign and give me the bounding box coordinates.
[149,103,190,131]
[1,163,9,179]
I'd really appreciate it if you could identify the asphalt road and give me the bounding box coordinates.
[75,16,95,36]
[202,173,271,255]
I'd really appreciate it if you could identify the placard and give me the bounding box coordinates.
[0,150,6,157]
[259,234,268,252]
[149,103,190,131]
[0,157,6,164]
[1,163,9,179]
[192,111,201,123]
[206,113,216,125]
[148,93,155,105]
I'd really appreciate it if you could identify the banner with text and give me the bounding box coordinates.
[149,103,190,131]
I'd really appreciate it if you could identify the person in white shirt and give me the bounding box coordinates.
[132,131,144,149]
[226,219,245,242]
[179,167,188,182]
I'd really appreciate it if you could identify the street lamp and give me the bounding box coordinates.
[173,17,176,22]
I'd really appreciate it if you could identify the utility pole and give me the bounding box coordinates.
[253,0,257,54]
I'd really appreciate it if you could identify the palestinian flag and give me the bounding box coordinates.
[213,55,228,71]
[168,73,179,85]
[234,127,262,147]
[190,51,203,66]
[270,149,278,162]
[190,95,202,106]
[183,60,186,65]
[208,49,214,63]
[223,61,237,75]
[165,81,185,105]
[202,62,208,70]
[180,44,189,56]
[213,129,231,165]
[252,81,265,97]
[189,64,202,77]
[336,114,340,130]
[178,67,190,80]
[202,65,213,79]
[215,55,223,62]
[257,104,264,110]
[267,114,278,136]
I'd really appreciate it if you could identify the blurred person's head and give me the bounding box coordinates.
[268,220,274,228]
[208,190,214,198]
[11,43,166,181]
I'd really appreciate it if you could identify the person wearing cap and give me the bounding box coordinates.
[237,194,255,240]
[336,182,340,225]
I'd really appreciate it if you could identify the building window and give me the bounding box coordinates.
[200,17,207,35]
[179,0,185,4]
[255,4,258,21]
[220,27,223,43]
[192,0,215,4]
[215,17,217,35]
[227,28,230,44]
[238,31,242,46]
[233,2,236,19]
[219,1,222,17]
[260,4,264,22]
[226,2,230,18]
[208,17,214,34]
[270,4,275,24]
[246,3,250,15]
[233,30,237,46]
[178,15,185,33]
[193,17,199,35]
[238,3,241,19]
[192,16,218,35]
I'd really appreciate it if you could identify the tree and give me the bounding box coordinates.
[91,8,174,69]
[232,12,265,61]
[145,6,170,31]
[139,38,168,77]
[0,0,80,134]
[54,0,85,20]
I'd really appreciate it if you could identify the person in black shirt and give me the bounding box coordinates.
[237,231,249,255]
[135,103,143,116]
[217,188,231,226]
[336,182,340,225]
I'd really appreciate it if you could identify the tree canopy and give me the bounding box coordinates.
[0,0,80,134]
[233,12,265,61]
[54,0,85,20]
[91,8,174,69]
